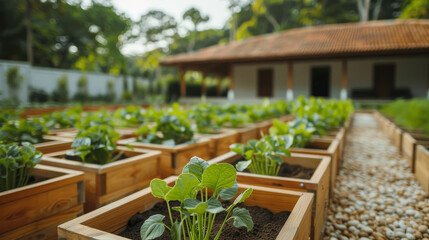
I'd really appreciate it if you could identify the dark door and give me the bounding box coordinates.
[257,69,273,97]
[311,66,330,97]
[374,64,395,99]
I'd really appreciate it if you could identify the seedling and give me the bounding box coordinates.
[136,114,194,146]
[0,142,42,191]
[0,118,48,145]
[141,157,253,240]
[66,125,122,164]
[269,119,315,148]
[230,134,293,176]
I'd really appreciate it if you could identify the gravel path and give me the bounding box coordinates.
[324,113,429,240]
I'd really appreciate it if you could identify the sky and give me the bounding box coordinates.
[108,0,233,55]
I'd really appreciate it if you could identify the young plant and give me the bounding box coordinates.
[66,125,121,164]
[42,107,82,129]
[269,119,316,148]
[188,103,221,134]
[141,157,253,240]
[136,114,194,146]
[113,105,146,127]
[77,109,115,129]
[230,134,293,176]
[0,142,42,192]
[0,118,48,145]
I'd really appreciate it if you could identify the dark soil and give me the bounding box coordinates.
[119,201,289,240]
[64,152,129,162]
[27,175,48,185]
[233,160,315,180]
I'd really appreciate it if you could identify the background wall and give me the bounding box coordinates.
[232,55,429,99]
[0,60,148,103]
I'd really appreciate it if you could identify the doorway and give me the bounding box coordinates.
[311,66,331,97]
[257,69,273,97]
[374,64,395,99]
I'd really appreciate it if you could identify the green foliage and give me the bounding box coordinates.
[74,75,89,102]
[230,134,292,176]
[381,99,429,136]
[66,125,121,164]
[0,142,42,192]
[121,91,134,101]
[77,110,115,129]
[0,119,47,145]
[142,157,253,240]
[136,114,194,146]
[52,75,69,103]
[0,110,18,128]
[113,105,146,127]
[269,119,315,148]
[6,67,23,101]
[400,0,429,18]
[42,107,82,129]
[188,103,221,133]
[107,79,116,101]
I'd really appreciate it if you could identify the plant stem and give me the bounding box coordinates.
[166,201,173,226]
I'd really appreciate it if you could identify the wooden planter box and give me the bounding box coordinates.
[0,165,84,240]
[117,138,211,178]
[58,176,314,240]
[55,128,137,140]
[416,145,429,194]
[326,128,346,166]
[42,146,162,212]
[289,138,340,198]
[208,152,331,239]
[34,135,73,154]
[48,128,77,136]
[402,132,429,172]
[196,130,239,158]
[223,124,260,144]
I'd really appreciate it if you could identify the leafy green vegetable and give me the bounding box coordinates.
[66,125,121,164]
[0,142,42,191]
[77,109,115,129]
[0,118,48,145]
[230,134,292,176]
[188,103,221,134]
[136,114,194,146]
[269,119,315,148]
[42,106,82,129]
[142,157,253,240]
[113,105,146,127]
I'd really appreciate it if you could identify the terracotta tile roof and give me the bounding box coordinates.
[161,20,429,66]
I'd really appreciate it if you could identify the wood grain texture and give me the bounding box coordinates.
[41,147,162,212]
[0,165,84,240]
[402,133,429,172]
[416,145,429,194]
[35,136,73,154]
[223,124,260,144]
[208,152,330,239]
[196,130,239,158]
[58,176,313,240]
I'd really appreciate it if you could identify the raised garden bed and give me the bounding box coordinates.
[402,132,429,172]
[117,138,211,178]
[34,135,73,154]
[196,129,239,158]
[208,151,331,239]
[223,124,260,144]
[0,165,84,240]
[416,145,429,194]
[57,176,314,240]
[289,137,340,197]
[42,146,161,212]
[55,127,137,140]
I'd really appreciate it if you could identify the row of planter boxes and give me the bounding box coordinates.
[373,111,429,194]
[2,114,350,239]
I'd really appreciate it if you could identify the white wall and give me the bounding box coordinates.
[232,55,429,99]
[0,60,148,103]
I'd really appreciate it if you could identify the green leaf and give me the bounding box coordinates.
[140,214,165,240]
[268,154,283,165]
[184,199,208,214]
[171,220,182,240]
[227,188,253,212]
[231,208,253,231]
[201,163,236,194]
[182,156,209,181]
[71,137,91,148]
[219,181,238,200]
[235,160,252,172]
[206,197,225,214]
[166,173,200,202]
[150,179,172,200]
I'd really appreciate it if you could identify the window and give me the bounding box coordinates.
[311,66,331,97]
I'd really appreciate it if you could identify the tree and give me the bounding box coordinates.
[137,10,177,49]
[182,8,210,52]
[401,0,429,18]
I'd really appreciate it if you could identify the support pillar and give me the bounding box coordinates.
[201,73,207,97]
[228,65,234,100]
[341,59,348,100]
[179,69,186,97]
[286,61,294,101]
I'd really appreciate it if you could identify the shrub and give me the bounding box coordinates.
[52,75,69,103]
[6,67,23,101]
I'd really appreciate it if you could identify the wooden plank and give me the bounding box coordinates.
[58,176,313,240]
[402,133,429,172]
[416,145,429,194]
[0,165,84,239]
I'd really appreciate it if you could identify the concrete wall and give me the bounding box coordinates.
[232,55,429,99]
[0,60,148,103]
